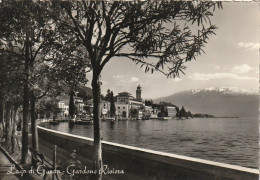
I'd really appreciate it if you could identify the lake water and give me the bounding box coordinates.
[41,117,259,169]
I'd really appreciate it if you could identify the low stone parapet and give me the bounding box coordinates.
[38,126,259,180]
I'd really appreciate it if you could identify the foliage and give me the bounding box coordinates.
[0,1,222,175]
[179,106,188,118]
[36,99,61,115]
[145,100,153,106]
[109,91,116,117]
[129,108,138,117]
[69,92,75,118]
[51,1,222,77]
[192,113,215,118]
[77,86,93,102]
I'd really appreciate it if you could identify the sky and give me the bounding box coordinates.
[87,2,259,99]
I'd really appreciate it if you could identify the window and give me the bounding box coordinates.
[123,107,125,109]
[118,107,120,109]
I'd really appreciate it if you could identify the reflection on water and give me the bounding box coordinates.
[42,118,258,168]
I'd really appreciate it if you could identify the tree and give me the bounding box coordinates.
[104,89,111,101]
[129,108,138,118]
[0,0,59,164]
[175,106,180,118]
[145,100,153,106]
[48,42,90,120]
[109,91,116,117]
[52,1,222,178]
[69,91,75,119]
[77,86,93,102]
[187,111,192,118]
[0,50,23,153]
[179,106,188,118]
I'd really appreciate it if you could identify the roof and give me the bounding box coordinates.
[86,99,109,104]
[118,92,132,96]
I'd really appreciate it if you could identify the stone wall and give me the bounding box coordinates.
[38,126,259,180]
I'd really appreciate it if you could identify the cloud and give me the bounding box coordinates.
[231,64,252,74]
[238,42,259,50]
[112,75,124,79]
[172,78,182,82]
[130,77,140,82]
[214,66,221,70]
[189,72,257,81]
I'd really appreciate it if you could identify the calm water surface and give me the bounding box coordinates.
[42,118,258,168]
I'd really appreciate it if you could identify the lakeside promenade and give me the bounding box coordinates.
[37,137,141,180]
[0,148,19,180]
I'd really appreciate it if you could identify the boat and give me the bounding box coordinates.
[110,119,115,125]
[49,121,59,125]
[69,117,76,125]
[73,118,93,125]
[158,116,171,120]
[142,116,150,120]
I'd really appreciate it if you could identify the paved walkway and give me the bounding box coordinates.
[0,150,19,180]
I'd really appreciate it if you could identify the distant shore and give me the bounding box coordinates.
[213,116,239,118]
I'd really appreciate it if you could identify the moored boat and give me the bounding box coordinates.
[49,121,59,125]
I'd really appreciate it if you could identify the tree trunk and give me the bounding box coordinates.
[21,78,29,164]
[12,106,18,153]
[21,37,30,164]
[92,74,103,180]
[0,96,5,139]
[5,103,12,150]
[30,91,38,167]
[69,90,75,119]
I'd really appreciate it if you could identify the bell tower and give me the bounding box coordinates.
[136,85,142,101]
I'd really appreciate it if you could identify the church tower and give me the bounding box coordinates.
[136,85,142,101]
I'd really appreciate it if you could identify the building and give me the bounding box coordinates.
[86,99,111,118]
[115,102,130,118]
[117,92,134,102]
[86,85,145,119]
[136,85,142,101]
[115,85,144,118]
[56,96,85,118]
[167,106,177,117]
[74,97,85,114]
[153,102,177,118]
[57,100,69,117]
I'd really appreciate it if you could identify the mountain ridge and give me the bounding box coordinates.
[155,87,259,118]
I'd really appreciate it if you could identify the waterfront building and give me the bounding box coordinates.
[74,97,85,114]
[167,106,177,117]
[100,100,110,118]
[143,106,153,117]
[153,102,177,118]
[56,96,85,118]
[57,100,69,117]
[115,85,145,118]
[117,92,134,102]
[86,99,111,118]
[115,102,130,118]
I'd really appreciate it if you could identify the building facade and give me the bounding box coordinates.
[57,96,85,118]
[115,85,144,118]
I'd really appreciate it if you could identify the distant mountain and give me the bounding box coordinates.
[155,87,259,118]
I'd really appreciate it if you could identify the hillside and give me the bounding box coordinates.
[156,87,259,118]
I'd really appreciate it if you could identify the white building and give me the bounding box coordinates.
[86,99,111,117]
[57,96,85,118]
[57,100,69,117]
[167,106,177,117]
[115,86,145,118]
[115,102,130,118]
